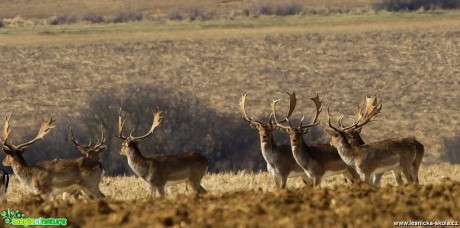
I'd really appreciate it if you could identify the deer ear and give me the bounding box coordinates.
[324,129,338,137]
[356,127,362,133]
[301,128,310,134]
[249,123,259,130]
[77,146,88,155]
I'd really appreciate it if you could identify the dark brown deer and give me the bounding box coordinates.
[240,92,312,189]
[272,93,360,187]
[117,108,208,197]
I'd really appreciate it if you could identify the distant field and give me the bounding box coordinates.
[0,0,372,19]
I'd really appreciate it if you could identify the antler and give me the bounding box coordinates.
[271,91,297,124]
[239,93,264,126]
[272,93,320,131]
[70,125,105,151]
[2,115,56,151]
[128,110,163,141]
[298,94,322,129]
[340,96,382,132]
[325,105,342,132]
[1,114,12,151]
[118,108,127,140]
[271,98,294,131]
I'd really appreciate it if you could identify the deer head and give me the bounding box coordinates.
[117,108,163,156]
[240,92,296,143]
[272,94,322,145]
[1,114,56,166]
[69,125,106,160]
[325,96,382,147]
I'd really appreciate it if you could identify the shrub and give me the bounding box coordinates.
[112,10,143,23]
[48,12,104,25]
[0,19,4,28]
[167,10,183,21]
[274,2,304,16]
[373,0,460,11]
[441,133,460,164]
[80,84,262,174]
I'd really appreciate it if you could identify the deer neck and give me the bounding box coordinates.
[260,136,281,165]
[290,136,316,167]
[125,145,151,179]
[333,134,358,167]
[10,158,39,187]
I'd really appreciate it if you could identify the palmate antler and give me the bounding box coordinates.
[338,96,382,132]
[272,93,321,132]
[1,114,56,152]
[328,96,381,133]
[117,108,163,141]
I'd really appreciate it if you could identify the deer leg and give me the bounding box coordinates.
[187,180,207,194]
[280,175,288,189]
[411,165,419,184]
[312,176,321,188]
[157,186,166,197]
[364,173,374,186]
[273,175,282,189]
[301,175,313,187]
[373,173,383,186]
[392,171,404,186]
[86,185,105,199]
[401,168,413,184]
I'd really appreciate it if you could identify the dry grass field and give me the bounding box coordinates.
[1,0,460,226]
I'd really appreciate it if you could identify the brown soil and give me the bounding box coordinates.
[3,179,459,227]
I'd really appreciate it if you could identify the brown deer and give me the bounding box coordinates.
[325,102,419,186]
[0,168,8,203]
[272,93,360,187]
[240,92,312,189]
[1,114,105,200]
[339,96,424,185]
[35,125,107,199]
[117,108,208,197]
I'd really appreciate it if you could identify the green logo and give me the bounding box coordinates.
[1,209,67,227]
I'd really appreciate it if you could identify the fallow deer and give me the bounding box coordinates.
[117,108,208,197]
[339,96,424,185]
[35,125,107,199]
[325,102,419,186]
[240,92,312,189]
[272,93,360,187]
[0,168,8,203]
[1,114,104,200]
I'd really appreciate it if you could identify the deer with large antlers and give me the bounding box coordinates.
[1,115,105,200]
[35,125,107,199]
[338,96,424,185]
[117,108,208,197]
[325,99,419,185]
[0,168,8,203]
[240,92,312,189]
[272,93,360,187]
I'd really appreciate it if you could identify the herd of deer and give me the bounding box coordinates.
[0,92,423,203]
[240,92,424,188]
